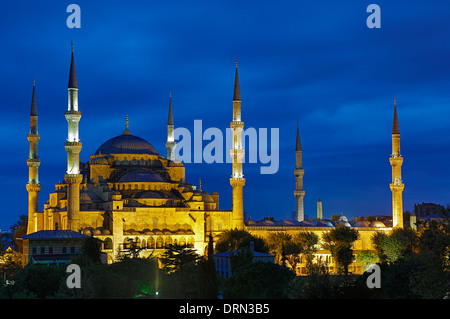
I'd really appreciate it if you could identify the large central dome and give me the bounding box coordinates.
[95,133,159,155]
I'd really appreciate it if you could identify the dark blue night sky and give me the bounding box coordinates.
[1,1,449,229]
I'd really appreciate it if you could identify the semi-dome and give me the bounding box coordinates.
[80,190,101,202]
[118,169,164,183]
[369,221,386,228]
[95,134,159,156]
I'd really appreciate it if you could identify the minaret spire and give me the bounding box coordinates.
[233,58,240,101]
[64,44,83,231]
[165,91,176,160]
[230,59,246,229]
[122,114,131,135]
[26,78,41,234]
[389,98,404,228]
[68,42,78,89]
[294,121,305,222]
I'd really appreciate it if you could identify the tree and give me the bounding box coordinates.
[372,228,418,263]
[0,248,24,284]
[293,231,319,273]
[214,229,267,254]
[159,244,200,277]
[266,232,293,265]
[71,237,102,266]
[322,225,360,275]
[356,250,379,270]
[223,261,295,299]
[7,263,66,298]
[10,215,28,253]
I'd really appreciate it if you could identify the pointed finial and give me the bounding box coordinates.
[71,40,74,52]
[168,92,174,126]
[199,177,202,191]
[296,121,302,151]
[30,78,37,117]
[233,58,241,101]
[122,114,132,135]
[393,98,400,134]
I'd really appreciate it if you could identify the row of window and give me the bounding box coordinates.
[31,246,76,255]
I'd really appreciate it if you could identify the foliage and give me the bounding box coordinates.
[266,232,293,265]
[223,261,295,299]
[10,215,28,252]
[159,244,200,275]
[4,264,66,299]
[322,225,360,275]
[293,231,319,272]
[214,229,267,254]
[0,248,24,284]
[71,237,102,266]
[356,250,379,269]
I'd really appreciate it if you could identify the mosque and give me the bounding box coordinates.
[23,47,405,272]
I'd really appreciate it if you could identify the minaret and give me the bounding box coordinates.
[229,59,245,230]
[64,43,83,231]
[317,199,323,220]
[26,78,41,234]
[165,92,176,161]
[390,98,404,228]
[294,122,305,221]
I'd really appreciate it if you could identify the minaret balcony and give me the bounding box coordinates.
[230,121,244,129]
[26,158,41,167]
[27,134,40,142]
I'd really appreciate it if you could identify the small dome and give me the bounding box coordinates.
[351,220,370,227]
[91,157,109,165]
[338,215,348,222]
[201,192,215,203]
[299,220,314,226]
[369,221,386,228]
[318,220,334,227]
[339,221,352,227]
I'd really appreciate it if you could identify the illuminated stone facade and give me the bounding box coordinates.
[24,49,402,272]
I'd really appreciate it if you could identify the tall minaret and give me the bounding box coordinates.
[64,43,83,231]
[390,98,404,228]
[294,122,305,222]
[229,59,245,230]
[26,78,41,234]
[165,92,176,161]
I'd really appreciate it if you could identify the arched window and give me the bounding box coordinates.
[104,238,112,250]
[148,237,155,249]
[179,237,186,247]
[135,237,141,248]
[165,237,172,248]
[187,237,195,248]
[156,237,163,249]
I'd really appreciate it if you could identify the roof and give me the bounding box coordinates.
[95,134,159,155]
[168,92,174,125]
[68,51,77,89]
[393,103,399,134]
[118,169,165,183]
[30,82,37,116]
[296,121,301,151]
[233,60,240,101]
[20,230,90,240]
